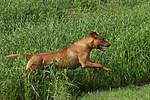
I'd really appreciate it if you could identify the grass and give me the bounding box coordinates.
[79,84,150,100]
[0,0,150,99]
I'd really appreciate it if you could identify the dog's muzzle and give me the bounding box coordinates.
[98,43,111,51]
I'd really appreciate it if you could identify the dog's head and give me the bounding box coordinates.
[89,30,111,51]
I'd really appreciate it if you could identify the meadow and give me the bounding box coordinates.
[0,0,150,99]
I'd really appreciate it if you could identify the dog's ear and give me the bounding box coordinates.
[88,30,98,38]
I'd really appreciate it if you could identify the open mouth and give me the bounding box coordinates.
[98,45,106,51]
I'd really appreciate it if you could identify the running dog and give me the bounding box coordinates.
[6,30,112,75]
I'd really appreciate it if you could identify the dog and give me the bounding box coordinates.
[6,30,112,75]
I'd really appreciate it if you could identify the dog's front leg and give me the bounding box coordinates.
[78,53,112,75]
[81,61,112,72]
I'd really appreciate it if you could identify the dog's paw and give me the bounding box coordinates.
[105,68,112,72]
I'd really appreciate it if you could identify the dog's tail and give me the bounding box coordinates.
[6,54,33,59]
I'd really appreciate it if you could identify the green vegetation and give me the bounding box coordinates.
[79,84,150,100]
[0,0,150,99]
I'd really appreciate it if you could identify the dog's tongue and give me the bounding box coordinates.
[100,46,106,51]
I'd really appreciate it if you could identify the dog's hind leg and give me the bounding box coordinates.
[26,56,43,71]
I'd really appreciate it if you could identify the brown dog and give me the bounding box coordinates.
[6,30,112,75]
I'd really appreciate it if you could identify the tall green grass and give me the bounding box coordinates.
[0,0,150,99]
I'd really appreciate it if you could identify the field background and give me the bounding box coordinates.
[0,0,150,99]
